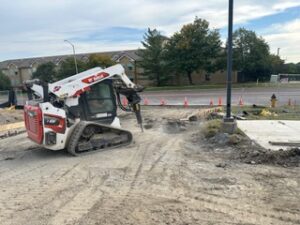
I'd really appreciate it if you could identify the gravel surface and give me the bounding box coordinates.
[0,109,24,125]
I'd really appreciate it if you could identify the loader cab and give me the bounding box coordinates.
[78,79,117,123]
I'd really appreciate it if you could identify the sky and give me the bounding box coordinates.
[0,0,299,63]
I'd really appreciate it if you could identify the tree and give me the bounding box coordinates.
[232,28,271,82]
[32,62,57,82]
[56,57,86,80]
[138,28,169,86]
[165,18,222,85]
[0,71,11,90]
[269,54,285,74]
[283,62,300,74]
[86,54,115,69]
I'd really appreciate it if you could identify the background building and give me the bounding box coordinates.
[0,50,237,88]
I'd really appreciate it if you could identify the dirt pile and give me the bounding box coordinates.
[239,148,300,167]
[199,119,300,167]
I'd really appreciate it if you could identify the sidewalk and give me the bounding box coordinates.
[237,120,300,150]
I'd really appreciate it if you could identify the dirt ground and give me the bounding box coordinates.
[0,109,24,125]
[0,107,299,225]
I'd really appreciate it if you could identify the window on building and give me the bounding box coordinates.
[205,74,211,81]
[31,63,38,73]
[127,63,134,71]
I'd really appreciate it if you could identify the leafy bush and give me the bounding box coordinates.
[0,71,11,90]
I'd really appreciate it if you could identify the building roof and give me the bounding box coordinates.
[0,49,141,69]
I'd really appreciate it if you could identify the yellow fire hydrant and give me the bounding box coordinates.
[271,94,277,108]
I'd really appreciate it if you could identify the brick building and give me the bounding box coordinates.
[0,49,237,87]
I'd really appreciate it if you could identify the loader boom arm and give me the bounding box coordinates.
[48,64,137,99]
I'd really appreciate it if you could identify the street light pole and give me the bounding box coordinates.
[222,0,237,133]
[225,0,234,120]
[64,40,78,74]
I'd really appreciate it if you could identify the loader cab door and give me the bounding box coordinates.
[79,80,117,123]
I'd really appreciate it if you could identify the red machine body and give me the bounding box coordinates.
[24,104,44,144]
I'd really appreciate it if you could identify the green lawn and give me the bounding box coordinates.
[231,105,300,120]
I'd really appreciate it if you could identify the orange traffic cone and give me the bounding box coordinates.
[209,99,214,106]
[239,97,244,106]
[160,98,166,106]
[122,96,128,106]
[183,97,189,107]
[144,97,149,105]
[218,97,222,106]
[288,98,292,106]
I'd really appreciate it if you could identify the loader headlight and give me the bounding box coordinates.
[44,114,66,134]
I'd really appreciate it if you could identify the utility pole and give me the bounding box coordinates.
[64,40,78,74]
[277,48,280,56]
[225,0,233,120]
[222,0,237,133]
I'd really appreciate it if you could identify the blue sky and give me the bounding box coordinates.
[219,6,300,36]
[0,0,299,63]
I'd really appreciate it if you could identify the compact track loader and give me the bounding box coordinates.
[23,64,143,156]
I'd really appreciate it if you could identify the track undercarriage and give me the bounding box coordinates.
[67,121,133,156]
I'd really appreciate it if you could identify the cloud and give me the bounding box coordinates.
[0,0,300,61]
[264,19,300,63]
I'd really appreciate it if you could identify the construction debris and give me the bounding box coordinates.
[260,108,278,117]
[269,141,300,147]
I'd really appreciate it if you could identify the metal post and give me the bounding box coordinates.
[225,0,234,119]
[64,40,78,74]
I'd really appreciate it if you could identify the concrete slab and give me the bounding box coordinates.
[237,120,300,150]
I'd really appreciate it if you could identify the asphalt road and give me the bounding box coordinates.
[141,87,300,106]
[1,87,299,107]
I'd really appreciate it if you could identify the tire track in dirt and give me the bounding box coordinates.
[0,152,105,224]
[1,108,299,225]
[48,173,109,225]
[148,148,168,172]
[195,179,299,223]
[75,134,169,224]
[178,152,300,224]
[39,141,145,225]
[0,161,85,224]
[0,162,49,183]
[40,164,112,225]
[84,133,188,224]
[192,193,300,225]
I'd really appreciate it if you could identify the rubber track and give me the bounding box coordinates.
[67,121,132,156]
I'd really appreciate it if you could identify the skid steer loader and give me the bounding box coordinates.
[23,64,143,156]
